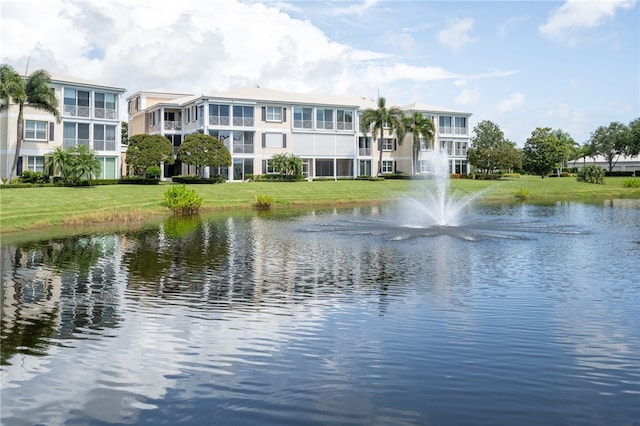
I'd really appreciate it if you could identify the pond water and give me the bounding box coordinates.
[1,200,639,425]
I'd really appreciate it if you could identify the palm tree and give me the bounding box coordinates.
[71,145,101,185]
[0,64,61,180]
[44,146,73,183]
[552,129,578,172]
[404,111,435,174]
[360,97,406,175]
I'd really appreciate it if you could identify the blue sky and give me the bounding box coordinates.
[1,0,638,145]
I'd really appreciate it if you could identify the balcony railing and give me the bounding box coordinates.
[232,143,254,154]
[164,121,182,131]
[337,122,353,131]
[63,138,90,149]
[209,116,230,126]
[317,121,334,130]
[95,108,117,120]
[454,127,467,135]
[293,120,313,129]
[359,148,372,156]
[64,105,91,118]
[233,117,254,127]
[93,140,116,151]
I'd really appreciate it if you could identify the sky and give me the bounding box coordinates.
[1,0,638,145]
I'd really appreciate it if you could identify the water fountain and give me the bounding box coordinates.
[397,149,479,228]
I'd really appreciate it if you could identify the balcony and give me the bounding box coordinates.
[63,138,90,149]
[164,121,182,131]
[293,120,313,129]
[337,122,353,131]
[64,105,90,118]
[94,139,116,151]
[233,117,254,127]
[233,143,254,154]
[358,148,372,156]
[95,108,117,120]
[209,116,230,126]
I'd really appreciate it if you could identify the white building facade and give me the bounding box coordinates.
[0,73,126,181]
[126,86,472,181]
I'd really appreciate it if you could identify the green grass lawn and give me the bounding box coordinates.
[1,176,638,233]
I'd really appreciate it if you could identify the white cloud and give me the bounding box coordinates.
[454,87,480,106]
[496,92,525,113]
[437,18,477,51]
[539,0,636,44]
[328,0,379,16]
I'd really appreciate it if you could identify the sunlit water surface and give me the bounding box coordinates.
[1,200,639,425]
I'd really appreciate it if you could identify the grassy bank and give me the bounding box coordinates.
[1,176,638,233]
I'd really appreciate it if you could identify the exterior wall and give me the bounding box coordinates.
[125,89,472,181]
[0,75,126,181]
[570,155,640,173]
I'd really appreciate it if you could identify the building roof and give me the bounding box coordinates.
[48,72,126,93]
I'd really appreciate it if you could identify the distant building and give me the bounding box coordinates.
[126,86,472,180]
[570,154,640,174]
[0,73,126,180]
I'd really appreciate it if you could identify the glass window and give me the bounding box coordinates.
[316,108,334,130]
[439,116,452,134]
[382,160,394,173]
[25,120,47,141]
[337,109,353,130]
[382,138,395,151]
[63,89,90,117]
[27,156,44,173]
[293,107,313,129]
[266,106,282,121]
[454,117,467,135]
[233,106,254,126]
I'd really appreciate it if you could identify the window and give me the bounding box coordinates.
[232,131,254,153]
[209,104,230,125]
[439,116,452,134]
[265,106,282,122]
[265,159,279,174]
[454,117,467,135]
[25,120,47,141]
[358,136,372,156]
[209,129,231,147]
[262,133,286,148]
[98,157,117,179]
[233,106,254,126]
[336,109,353,131]
[316,108,334,130]
[293,107,312,129]
[63,88,90,117]
[455,141,468,156]
[382,160,394,173]
[381,138,395,151]
[63,122,90,148]
[148,111,157,126]
[26,156,44,173]
[419,137,433,151]
[94,124,117,151]
[95,92,117,119]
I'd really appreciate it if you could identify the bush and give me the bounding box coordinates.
[515,188,530,201]
[621,178,640,188]
[164,185,203,215]
[19,171,47,184]
[604,171,634,177]
[577,165,605,184]
[253,194,275,210]
[119,176,160,185]
[171,175,226,184]
[146,166,161,179]
[474,174,502,180]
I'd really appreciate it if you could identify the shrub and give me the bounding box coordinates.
[164,185,203,215]
[604,171,634,177]
[171,175,226,184]
[19,171,47,184]
[253,194,275,210]
[515,188,530,201]
[502,173,521,179]
[146,165,161,179]
[119,176,160,185]
[577,165,605,184]
[622,178,640,188]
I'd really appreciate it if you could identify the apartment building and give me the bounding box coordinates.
[126,86,472,181]
[0,73,126,181]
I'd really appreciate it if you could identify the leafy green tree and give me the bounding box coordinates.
[360,97,406,175]
[126,134,174,177]
[121,121,129,145]
[403,111,435,174]
[177,133,231,177]
[589,122,629,172]
[627,117,640,157]
[552,129,578,172]
[1,64,61,181]
[522,127,563,178]
[467,120,520,174]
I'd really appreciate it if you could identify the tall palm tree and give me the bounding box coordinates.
[404,111,435,174]
[44,146,73,183]
[0,64,61,180]
[71,145,101,185]
[360,97,406,175]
